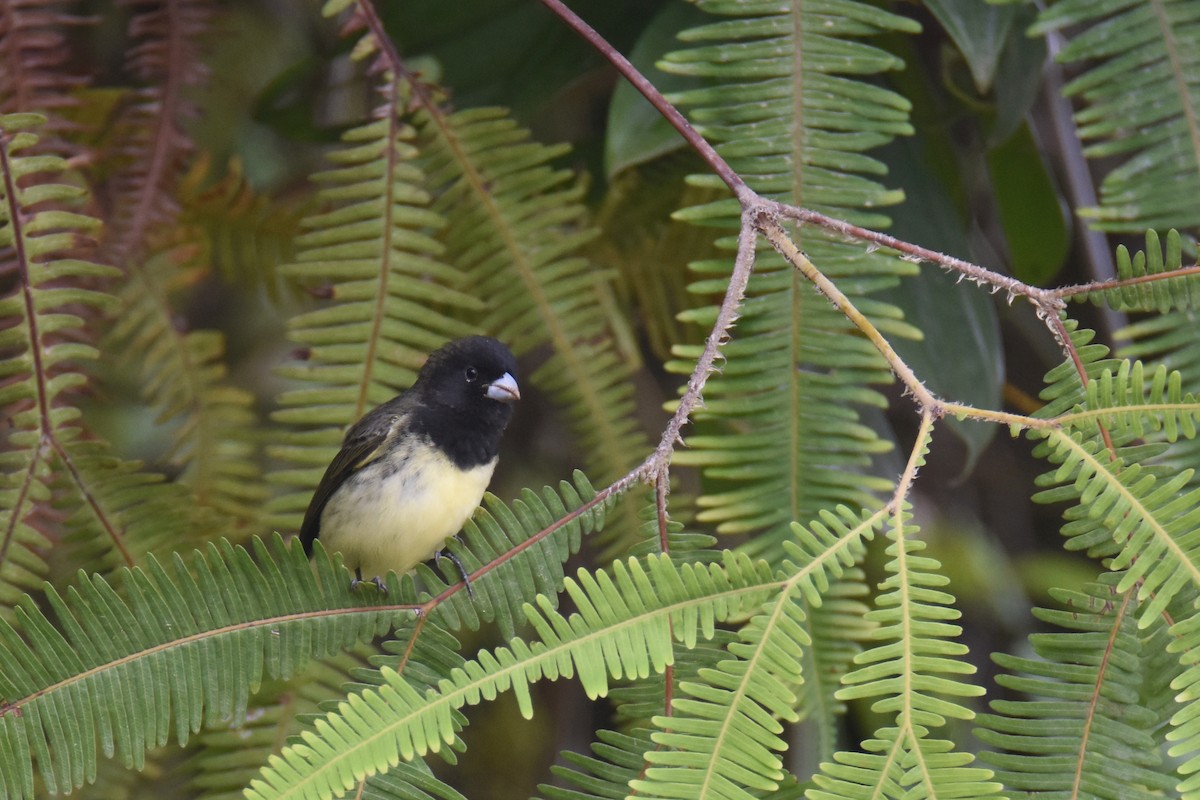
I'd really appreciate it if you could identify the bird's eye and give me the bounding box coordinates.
[465,366,479,382]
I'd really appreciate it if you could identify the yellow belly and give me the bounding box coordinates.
[319,441,497,579]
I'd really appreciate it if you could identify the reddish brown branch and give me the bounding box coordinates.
[535,0,749,202]
[1053,264,1200,299]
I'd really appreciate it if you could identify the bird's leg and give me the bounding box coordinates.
[435,548,476,599]
[349,567,387,593]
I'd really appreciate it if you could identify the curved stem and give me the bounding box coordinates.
[534,0,750,202]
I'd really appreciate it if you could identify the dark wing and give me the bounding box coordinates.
[299,399,411,554]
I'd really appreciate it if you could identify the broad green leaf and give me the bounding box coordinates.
[605,2,710,177]
[925,0,1018,93]
[987,123,1071,286]
[883,138,1003,475]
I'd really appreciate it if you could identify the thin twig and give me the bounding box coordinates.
[642,207,759,479]
[655,472,670,553]
[1053,264,1200,299]
[762,198,1064,313]
[534,0,750,202]
[757,215,941,416]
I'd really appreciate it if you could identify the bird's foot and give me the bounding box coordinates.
[435,548,476,599]
[349,568,388,594]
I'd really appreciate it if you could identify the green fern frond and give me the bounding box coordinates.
[1109,231,1200,501]
[1034,317,1127,420]
[52,433,209,571]
[538,728,656,800]
[659,0,922,761]
[542,506,876,800]
[837,507,984,726]
[357,765,468,800]
[976,576,1179,800]
[808,506,998,799]
[1166,606,1200,797]
[1066,229,1200,312]
[661,0,918,563]
[1032,426,1200,627]
[1053,359,1200,442]
[810,727,1002,800]
[174,155,304,297]
[418,470,609,641]
[1,114,202,606]
[629,506,881,800]
[187,649,376,800]
[247,553,780,800]
[265,33,477,531]
[106,243,266,528]
[408,98,648,499]
[0,535,404,799]
[1032,1,1200,232]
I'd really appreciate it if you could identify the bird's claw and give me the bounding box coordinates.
[435,548,476,599]
[349,568,388,594]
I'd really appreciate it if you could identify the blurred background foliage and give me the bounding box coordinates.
[2,0,1198,797]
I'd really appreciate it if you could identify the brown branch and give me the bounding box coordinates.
[1053,263,1200,299]
[1072,585,1135,800]
[655,472,670,553]
[1046,313,1117,458]
[534,0,749,202]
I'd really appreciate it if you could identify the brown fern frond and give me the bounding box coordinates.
[100,0,212,265]
[0,1,94,153]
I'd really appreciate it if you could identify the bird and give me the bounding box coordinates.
[299,336,520,591]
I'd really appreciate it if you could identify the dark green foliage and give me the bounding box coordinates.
[0,536,403,798]
[977,577,1180,800]
[1033,0,1200,232]
[4,2,1200,800]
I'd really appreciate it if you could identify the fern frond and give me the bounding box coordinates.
[1108,231,1200,500]
[1034,317,1126,420]
[102,0,210,264]
[418,471,609,641]
[538,728,656,800]
[1064,229,1200,312]
[661,0,918,565]
[174,155,305,297]
[655,3,921,768]
[1166,606,1200,797]
[809,506,999,799]
[0,2,91,154]
[106,242,267,528]
[1053,358,1200,442]
[356,765,468,800]
[1032,0,1200,232]
[0,113,185,607]
[810,727,1002,800]
[1032,426,1200,627]
[837,507,984,726]
[408,98,648,496]
[976,577,1179,800]
[265,18,478,531]
[187,649,376,800]
[630,505,881,800]
[0,535,404,799]
[247,553,780,800]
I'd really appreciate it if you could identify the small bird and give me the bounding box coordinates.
[300,336,520,591]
